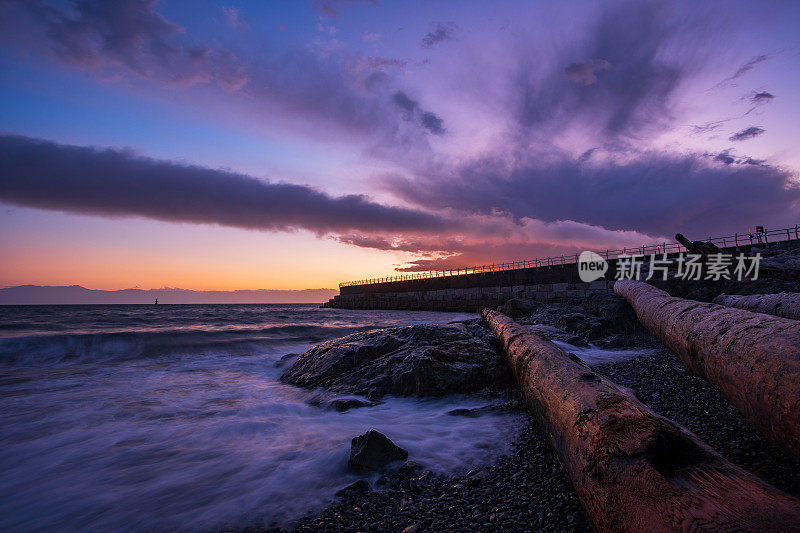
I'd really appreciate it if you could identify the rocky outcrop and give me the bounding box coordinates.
[483,308,800,531]
[614,279,800,460]
[514,292,643,348]
[348,430,409,471]
[280,321,513,399]
[713,292,800,321]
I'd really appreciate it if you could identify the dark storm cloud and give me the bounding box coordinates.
[388,150,800,238]
[0,0,247,89]
[421,22,456,48]
[0,135,451,234]
[392,92,446,134]
[729,126,765,141]
[514,2,693,141]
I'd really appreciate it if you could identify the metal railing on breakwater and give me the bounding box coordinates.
[340,224,800,288]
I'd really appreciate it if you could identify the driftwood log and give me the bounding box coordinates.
[712,292,800,321]
[482,309,800,531]
[614,279,800,460]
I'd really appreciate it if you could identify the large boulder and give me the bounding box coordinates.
[280,321,513,399]
[348,430,408,471]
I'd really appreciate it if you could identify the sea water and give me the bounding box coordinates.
[0,304,527,531]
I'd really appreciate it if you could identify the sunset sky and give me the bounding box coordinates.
[1,0,799,291]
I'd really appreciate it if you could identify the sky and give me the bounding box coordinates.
[0,0,798,291]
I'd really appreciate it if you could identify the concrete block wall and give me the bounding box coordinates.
[322,280,616,312]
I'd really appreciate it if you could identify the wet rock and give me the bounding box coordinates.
[445,404,512,417]
[336,479,372,498]
[396,460,424,478]
[281,322,513,399]
[273,353,299,368]
[329,398,375,411]
[497,298,540,318]
[348,430,409,472]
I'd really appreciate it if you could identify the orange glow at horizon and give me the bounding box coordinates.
[0,207,412,291]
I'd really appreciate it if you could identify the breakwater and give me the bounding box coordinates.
[323,230,799,312]
[324,278,616,312]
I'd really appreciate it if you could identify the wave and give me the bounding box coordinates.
[0,324,368,365]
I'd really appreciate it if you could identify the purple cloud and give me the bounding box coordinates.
[421,22,456,49]
[311,0,378,19]
[0,135,452,235]
[512,2,693,143]
[387,149,800,238]
[729,126,765,141]
[0,0,444,144]
[0,0,247,90]
[392,92,446,134]
[564,59,610,85]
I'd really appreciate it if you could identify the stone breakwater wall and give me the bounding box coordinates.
[323,239,799,312]
[322,280,616,312]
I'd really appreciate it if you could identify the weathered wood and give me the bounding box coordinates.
[482,308,800,531]
[614,279,800,460]
[713,292,800,321]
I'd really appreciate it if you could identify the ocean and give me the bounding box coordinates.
[0,304,531,531]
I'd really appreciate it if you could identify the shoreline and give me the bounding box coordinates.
[282,343,800,532]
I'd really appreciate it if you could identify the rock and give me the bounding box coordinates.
[396,460,424,478]
[329,398,375,411]
[497,298,540,318]
[281,322,513,399]
[401,525,419,533]
[407,470,433,492]
[565,335,590,347]
[273,353,299,368]
[445,404,510,417]
[348,429,409,471]
[335,479,372,498]
[467,468,489,481]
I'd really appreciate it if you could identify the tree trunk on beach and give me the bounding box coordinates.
[712,292,800,321]
[614,279,800,460]
[482,308,800,531]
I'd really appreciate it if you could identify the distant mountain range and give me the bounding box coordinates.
[0,285,339,304]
